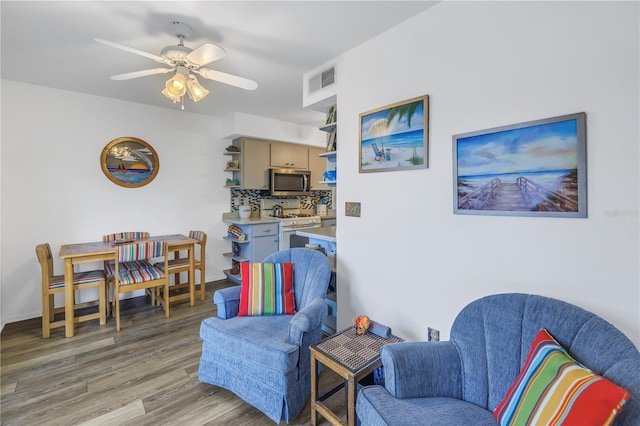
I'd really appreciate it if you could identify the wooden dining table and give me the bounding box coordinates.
[59,234,198,337]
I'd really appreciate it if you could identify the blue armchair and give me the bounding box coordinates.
[198,248,332,423]
[357,293,640,425]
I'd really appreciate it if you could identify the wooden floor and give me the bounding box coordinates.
[1,280,347,426]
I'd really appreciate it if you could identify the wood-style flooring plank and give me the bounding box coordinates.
[1,280,349,425]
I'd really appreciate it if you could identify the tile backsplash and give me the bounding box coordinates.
[230,189,333,213]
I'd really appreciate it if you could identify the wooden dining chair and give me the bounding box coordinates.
[154,230,207,304]
[102,232,150,315]
[112,240,169,331]
[36,243,106,338]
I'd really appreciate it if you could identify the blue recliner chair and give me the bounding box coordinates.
[198,248,332,423]
[357,293,640,425]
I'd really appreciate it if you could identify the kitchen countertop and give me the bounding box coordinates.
[296,227,336,242]
[222,212,279,225]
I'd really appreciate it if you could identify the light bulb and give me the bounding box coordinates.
[165,73,187,97]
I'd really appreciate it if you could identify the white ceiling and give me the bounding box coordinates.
[1,1,437,126]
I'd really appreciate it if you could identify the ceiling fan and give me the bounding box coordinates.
[95,22,257,106]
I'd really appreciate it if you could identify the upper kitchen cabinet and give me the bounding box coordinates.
[232,137,270,190]
[270,142,309,170]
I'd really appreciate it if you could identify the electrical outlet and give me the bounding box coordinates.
[428,327,440,342]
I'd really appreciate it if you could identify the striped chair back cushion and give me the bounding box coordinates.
[118,241,166,262]
[189,230,205,242]
[103,232,150,242]
[105,260,153,276]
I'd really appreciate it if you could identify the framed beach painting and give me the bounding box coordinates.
[359,95,429,173]
[100,137,159,188]
[453,112,587,218]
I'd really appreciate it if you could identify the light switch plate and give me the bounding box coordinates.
[345,202,361,217]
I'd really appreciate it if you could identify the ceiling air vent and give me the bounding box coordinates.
[308,66,336,94]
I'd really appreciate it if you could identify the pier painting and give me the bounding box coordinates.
[453,113,586,218]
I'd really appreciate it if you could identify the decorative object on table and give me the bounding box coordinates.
[238,204,251,219]
[359,95,428,173]
[227,224,246,241]
[225,159,239,170]
[453,112,587,218]
[100,137,159,188]
[369,320,392,338]
[354,315,370,335]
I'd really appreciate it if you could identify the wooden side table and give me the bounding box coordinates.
[310,327,403,426]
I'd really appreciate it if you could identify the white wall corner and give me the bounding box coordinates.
[221,112,324,147]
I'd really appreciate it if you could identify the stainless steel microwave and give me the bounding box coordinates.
[269,168,311,196]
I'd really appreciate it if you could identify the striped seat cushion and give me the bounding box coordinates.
[105,260,153,276]
[155,257,201,270]
[48,270,105,289]
[494,328,629,425]
[116,265,165,286]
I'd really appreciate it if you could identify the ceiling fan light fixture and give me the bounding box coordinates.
[165,72,187,97]
[186,75,209,102]
[161,87,181,103]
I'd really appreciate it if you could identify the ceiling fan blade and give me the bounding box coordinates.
[186,43,227,66]
[111,68,174,80]
[95,38,170,64]
[195,68,258,91]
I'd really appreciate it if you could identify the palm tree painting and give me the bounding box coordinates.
[359,95,429,173]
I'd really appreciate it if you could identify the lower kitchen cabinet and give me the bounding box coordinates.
[223,221,280,284]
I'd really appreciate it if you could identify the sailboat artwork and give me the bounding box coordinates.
[100,137,159,188]
[359,95,429,173]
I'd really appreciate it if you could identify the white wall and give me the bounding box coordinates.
[334,1,639,346]
[0,81,232,326]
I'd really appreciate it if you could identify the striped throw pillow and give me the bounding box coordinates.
[494,328,629,426]
[238,262,295,316]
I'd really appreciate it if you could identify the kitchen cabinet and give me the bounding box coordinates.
[223,220,279,283]
[309,146,328,190]
[232,137,270,190]
[270,142,309,170]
